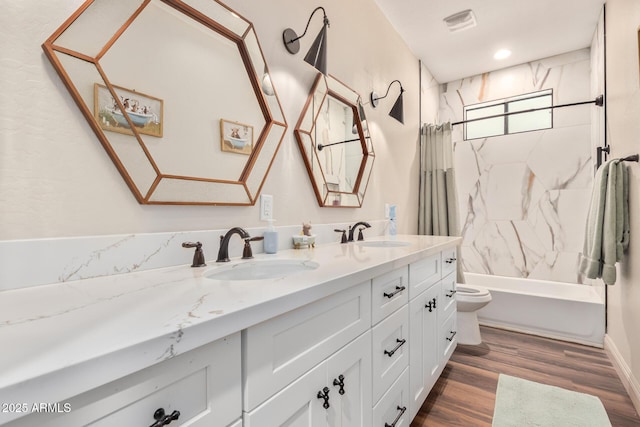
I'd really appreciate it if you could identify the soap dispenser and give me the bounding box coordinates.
[263,219,278,254]
[389,205,397,236]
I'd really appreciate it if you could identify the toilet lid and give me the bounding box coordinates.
[457,285,490,296]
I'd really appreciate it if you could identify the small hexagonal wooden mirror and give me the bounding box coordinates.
[294,74,375,207]
[42,0,287,205]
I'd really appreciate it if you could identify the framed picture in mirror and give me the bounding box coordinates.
[220,119,253,155]
[94,83,163,138]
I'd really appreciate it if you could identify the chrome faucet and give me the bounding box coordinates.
[348,221,372,241]
[217,227,252,262]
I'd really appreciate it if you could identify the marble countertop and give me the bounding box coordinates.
[0,234,459,424]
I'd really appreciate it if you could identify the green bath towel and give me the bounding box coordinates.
[580,159,629,285]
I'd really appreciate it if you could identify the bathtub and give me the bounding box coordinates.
[466,272,605,347]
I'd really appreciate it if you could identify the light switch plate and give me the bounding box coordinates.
[260,194,273,221]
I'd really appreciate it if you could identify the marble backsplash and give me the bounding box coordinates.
[0,220,387,292]
[439,49,595,284]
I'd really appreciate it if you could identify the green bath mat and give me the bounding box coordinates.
[492,374,612,427]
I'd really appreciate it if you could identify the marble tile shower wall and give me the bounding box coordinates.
[439,49,593,284]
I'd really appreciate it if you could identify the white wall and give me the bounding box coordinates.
[604,0,640,410]
[0,0,430,241]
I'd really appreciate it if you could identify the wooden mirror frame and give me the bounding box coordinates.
[294,74,375,208]
[42,0,287,205]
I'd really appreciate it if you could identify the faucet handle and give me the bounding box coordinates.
[242,236,264,259]
[357,227,366,241]
[334,229,347,244]
[182,241,206,267]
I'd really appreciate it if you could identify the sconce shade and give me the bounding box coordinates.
[282,7,329,75]
[370,80,405,124]
[303,24,328,75]
[388,91,404,124]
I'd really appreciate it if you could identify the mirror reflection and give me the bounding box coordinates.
[295,74,375,207]
[42,0,287,205]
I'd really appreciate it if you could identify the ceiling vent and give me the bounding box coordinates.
[443,9,477,32]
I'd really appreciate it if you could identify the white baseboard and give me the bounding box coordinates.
[604,334,640,415]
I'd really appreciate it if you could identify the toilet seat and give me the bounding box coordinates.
[457,284,490,298]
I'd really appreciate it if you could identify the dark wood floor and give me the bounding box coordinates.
[411,326,640,426]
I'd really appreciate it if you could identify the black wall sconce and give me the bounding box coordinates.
[370,80,405,124]
[282,7,330,75]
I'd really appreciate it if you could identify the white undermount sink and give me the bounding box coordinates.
[204,259,319,281]
[356,240,411,248]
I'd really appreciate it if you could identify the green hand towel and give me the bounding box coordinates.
[580,160,630,285]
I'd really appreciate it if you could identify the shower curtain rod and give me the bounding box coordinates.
[450,95,604,126]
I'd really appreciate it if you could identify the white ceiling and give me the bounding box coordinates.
[373,0,606,83]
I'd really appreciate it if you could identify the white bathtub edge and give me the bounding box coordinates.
[604,334,640,416]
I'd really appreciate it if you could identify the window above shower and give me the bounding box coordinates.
[463,89,553,140]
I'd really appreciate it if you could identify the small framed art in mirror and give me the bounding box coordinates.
[42,0,287,205]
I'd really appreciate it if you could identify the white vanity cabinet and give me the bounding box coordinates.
[0,236,462,427]
[407,253,459,420]
[5,333,242,427]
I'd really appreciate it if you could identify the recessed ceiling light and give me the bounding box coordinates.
[494,49,512,60]
[443,9,477,33]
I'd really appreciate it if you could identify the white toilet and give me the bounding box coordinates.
[456,284,492,345]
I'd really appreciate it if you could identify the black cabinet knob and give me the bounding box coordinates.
[149,408,180,427]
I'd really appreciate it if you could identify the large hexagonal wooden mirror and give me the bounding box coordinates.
[294,74,375,207]
[42,0,287,205]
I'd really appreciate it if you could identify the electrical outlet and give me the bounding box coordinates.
[260,194,273,221]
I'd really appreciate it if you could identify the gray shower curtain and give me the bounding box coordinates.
[419,123,464,282]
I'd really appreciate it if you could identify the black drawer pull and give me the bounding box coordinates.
[383,285,406,299]
[149,408,180,427]
[333,374,346,395]
[445,257,457,264]
[385,405,407,427]
[425,297,437,312]
[446,331,457,342]
[317,386,330,409]
[384,338,406,357]
[445,289,457,298]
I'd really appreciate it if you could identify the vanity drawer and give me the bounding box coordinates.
[440,311,458,362]
[372,266,409,325]
[372,304,409,405]
[372,367,410,427]
[408,253,441,299]
[441,247,458,278]
[243,280,371,411]
[440,272,457,322]
[5,333,241,427]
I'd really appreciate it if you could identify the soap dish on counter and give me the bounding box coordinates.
[292,234,316,249]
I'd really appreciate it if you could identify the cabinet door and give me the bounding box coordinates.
[408,283,440,420]
[372,368,410,427]
[408,253,441,299]
[326,332,372,427]
[5,333,241,427]
[244,281,371,410]
[371,305,409,405]
[244,361,328,427]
